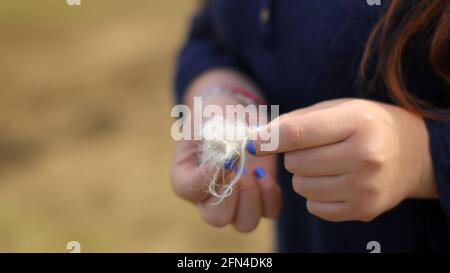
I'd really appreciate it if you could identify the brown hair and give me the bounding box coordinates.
[360,0,450,119]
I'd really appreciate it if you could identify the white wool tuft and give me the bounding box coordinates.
[199,116,250,204]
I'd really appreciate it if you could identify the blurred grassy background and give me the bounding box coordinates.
[0,0,272,252]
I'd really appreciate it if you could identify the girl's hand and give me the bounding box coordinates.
[171,69,282,231]
[252,99,437,222]
[170,140,282,232]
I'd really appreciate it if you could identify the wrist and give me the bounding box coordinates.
[183,68,265,106]
[415,148,438,199]
[408,118,438,199]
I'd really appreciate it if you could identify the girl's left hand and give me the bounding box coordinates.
[252,99,437,222]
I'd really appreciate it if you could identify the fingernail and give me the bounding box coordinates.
[254,167,266,178]
[235,166,247,174]
[246,140,256,155]
[224,159,234,170]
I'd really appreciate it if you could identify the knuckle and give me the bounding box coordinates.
[359,111,377,125]
[359,144,386,170]
[305,201,320,217]
[325,216,347,223]
[350,101,377,126]
[171,175,208,203]
[233,220,259,233]
[357,178,379,196]
[284,153,298,173]
[305,200,316,215]
[203,214,230,228]
[306,201,347,222]
[347,100,366,116]
[360,215,377,223]
[292,176,308,197]
[347,201,363,217]
[358,209,378,222]
[170,165,187,197]
[284,117,305,146]
[351,201,378,222]
[347,99,366,108]
[352,179,381,205]
[171,176,193,200]
[171,175,187,198]
[348,100,371,113]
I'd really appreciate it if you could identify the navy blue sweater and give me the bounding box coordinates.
[174,0,450,252]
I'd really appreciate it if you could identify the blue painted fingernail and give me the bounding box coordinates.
[235,166,247,174]
[224,159,234,170]
[254,167,266,178]
[246,140,256,155]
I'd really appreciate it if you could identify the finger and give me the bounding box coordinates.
[253,167,282,218]
[171,141,211,203]
[197,184,239,228]
[292,175,350,202]
[306,200,351,222]
[250,101,358,155]
[232,176,263,232]
[284,141,353,176]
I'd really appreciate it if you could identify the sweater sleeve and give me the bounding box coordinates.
[425,117,450,227]
[173,4,241,104]
[424,43,450,233]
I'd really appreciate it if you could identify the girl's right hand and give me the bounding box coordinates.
[170,139,282,232]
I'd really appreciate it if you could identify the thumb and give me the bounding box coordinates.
[246,118,281,157]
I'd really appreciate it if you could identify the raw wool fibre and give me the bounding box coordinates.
[199,116,252,204]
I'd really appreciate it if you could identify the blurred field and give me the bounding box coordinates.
[0,0,272,252]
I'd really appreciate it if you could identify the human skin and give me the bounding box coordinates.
[170,68,438,230]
